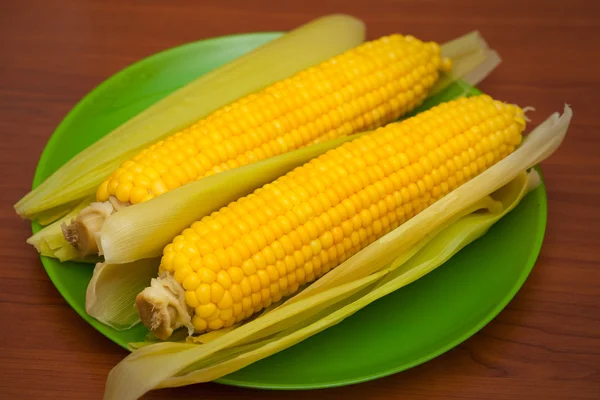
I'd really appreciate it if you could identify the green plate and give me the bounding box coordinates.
[32,32,547,390]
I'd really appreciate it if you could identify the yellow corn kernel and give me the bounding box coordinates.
[210,283,225,304]
[195,284,211,305]
[182,274,201,291]
[184,291,200,309]
[192,316,207,331]
[195,303,216,319]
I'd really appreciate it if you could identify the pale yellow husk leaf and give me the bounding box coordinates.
[86,259,159,330]
[15,14,366,221]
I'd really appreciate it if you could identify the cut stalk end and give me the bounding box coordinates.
[61,201,115,256]
[136,275,193,340]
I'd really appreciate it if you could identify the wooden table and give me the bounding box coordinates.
[1,0,598,399]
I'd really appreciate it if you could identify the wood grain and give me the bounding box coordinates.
[1,0,599,399]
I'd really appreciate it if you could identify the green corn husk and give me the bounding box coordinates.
[27,29,501,264]
[103,106,571,400]
[15,14,367,222]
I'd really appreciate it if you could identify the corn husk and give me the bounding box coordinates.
[28,29,501,263]
[431,31,501,95]
[86,259,159,330]
[15,14,366,222]
[103,106,571,400]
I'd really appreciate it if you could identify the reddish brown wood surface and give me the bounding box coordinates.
[1,0,599,398]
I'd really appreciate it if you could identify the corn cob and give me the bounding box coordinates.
[97,35,449,205]
[136,94,526,339]
[63,34,451,255]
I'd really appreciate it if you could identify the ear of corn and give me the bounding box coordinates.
[134,95,528,337]
[168,172,532,382]
[101,30,503,211]
[97,102,570,400]
[108,102,571,399]
[63,31,452,257]
[27,30,501,263]
[173,174,533,384]
[96,34,449,207]
[15,14,366,222]
[104,169,540,400]
[95,49,473,266]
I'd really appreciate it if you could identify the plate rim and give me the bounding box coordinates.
[30,31,548,391]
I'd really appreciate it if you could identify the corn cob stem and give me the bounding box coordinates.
[61,197,129,255]
[62,201,116,255]
[135,275,194,340]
